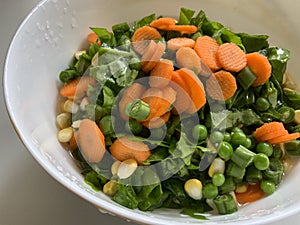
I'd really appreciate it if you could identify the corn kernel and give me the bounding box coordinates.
[63,99,79,114]
[103,180,118,197]
[117,158,138,179]
[56,112,71,129]
[208,158,225,177]
[184,178,203,200]
[57,127,74,143]
[111,161,121,176]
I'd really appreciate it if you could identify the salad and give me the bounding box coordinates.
[56,8,300,219]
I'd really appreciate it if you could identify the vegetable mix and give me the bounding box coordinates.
[56,8,300,219]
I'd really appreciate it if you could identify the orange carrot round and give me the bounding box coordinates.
[194,35,221,71]
[87,32,101,46]
[216,43,247,72]
[253,122,286,140]
[176,46,202,74]
[118,82,146,120]
[256,129,289,142]
[268,132,300,145]
[60,76,97,98]
[235,183,265,205]
[176,68,206,113]
[167,24,197,34]
[141,41,166,72]
[206,70,237,101]
[142,111,171,129]
[167,37,195,51]
[69,131,79,152]
[109,137,151,164]
[149,59,174,88]
[246,52,272,87]
[131,26,162,55]
[150,17,177,30]
[78,119,106,163]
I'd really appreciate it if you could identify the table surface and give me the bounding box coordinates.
[1,1,300,225]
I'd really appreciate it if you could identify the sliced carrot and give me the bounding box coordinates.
[256,129,289,142]
[216,42,247,72]
[142,111,171,129]
[205,70,237,101]
[109,137,151,164]
[246,52,272,87]
[170,71,192,114]
[78,119,105,163]
[194,35,221,71]
[155,85,177,117]
[69,131,79,152]
[141,41,166,72]
[150,17,177,30]
[176,68,206,113]
[149,59,174,88]
[60,76,97,98]
[131,26,162,55]
[118,82,146,120]
[87,32,101,46]
[167,24,198,34]
[176,46,202,74]
[167,37,195,51]
[235,183,265,205]
[268,132,300,145]
[253,122,286,140]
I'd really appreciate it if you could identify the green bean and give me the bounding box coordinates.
[253,153,270,170]
[125,99,150,121]
[278,106,295,123]
[59,70,80,83]
[246,165,262,183]
[219,177,236,194]
[263,158,284,185]
[284,140,300,155]
[237,66,257,90]
[260,180,276,195]
[231,145,256,168]
[203,183,218,199]
[226,161,246,179]
[256,142,273,157]
[272,145,284,159]
[214,194,238,215]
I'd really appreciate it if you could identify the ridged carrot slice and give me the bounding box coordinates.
[150,17,177,30]
[256,129,289,142]
[167,25,197,34]
[268,132,300,145]
[60,76,97,98]
[253,122,286,140]
[216,42,247,72]
[142,111,171,129]
[246,52,272,87]
[132,26,162,55]
[78,119,105,163]
[87,32,101,46]
[194,35,221,71]
[167,37,195,51]
[206,70,237,101]
[109,137,151,164]
[149,59,174,88]
[176,46,202,74]
[141,41,166,72]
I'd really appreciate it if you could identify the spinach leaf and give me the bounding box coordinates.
[112,22,130,41]
[84,170,108,191]
[133,13,156,29]
[178,8,195,25]
[112,184,139,209]
[190,10,206,29]
[238,33,269,53]
[284,89,300,109]
[90,27,116,47]
[220,28,245,51]
[143,146,170,165]
[181,208,209,220]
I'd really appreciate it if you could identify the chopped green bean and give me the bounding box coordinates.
[284,140,300,155]
[263,158,284,185]
[125,99,150,121]
[231,145,256,168]
[246,165,262,183]
[278,106,295,123]
[226,161,246,179]
[214,194,238,215]
[237,66,257,90]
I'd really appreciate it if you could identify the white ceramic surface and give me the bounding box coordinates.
[3,0,300,224]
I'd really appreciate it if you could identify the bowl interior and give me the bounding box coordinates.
[4,0,300,224]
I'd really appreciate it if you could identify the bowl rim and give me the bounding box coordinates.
[3,0,300,224]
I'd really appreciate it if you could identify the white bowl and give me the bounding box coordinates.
[4,0,300,224]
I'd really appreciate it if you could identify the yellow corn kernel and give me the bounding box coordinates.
[63,99,79,114]
[184,178,203,200]
[208,158,225,177]
[111,161,121,176]
[91,52,99,67]
[56,112,72,129]
[103,180,118,197]
[117,158,138,179]
[235,183,248,193]
[57,127,74,143]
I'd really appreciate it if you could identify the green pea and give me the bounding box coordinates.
[203,183,218,199]
[210,131,224,144]
[243,138,252,149]
[212,173,225,187]
[256,142,273,157]
[223,132,231,142]
[253,153,270,170]
[260,180,276,195]
[218,141,233,160]
[255,97,270,112]
[192,124,208,141]
[230,131,247,146]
